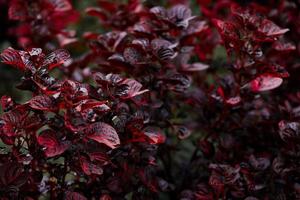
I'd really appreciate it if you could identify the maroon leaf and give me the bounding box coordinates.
[0,47,25,70]
[85,122,120,149]
[273,40,296,52]
[75,100,109,112]
[249,154,270,171]
[1,107,28,127]
[43,142,69,157]
[28,95,56,111]
[37,130,69,157]
[65,191,87,200]
[0,162,28,187]
[48,0,72,12]
[248,74,283,92]
[1,96,15,111]
[88,152,109,165]
[85,7,108,21]
[167,5,192,21]
[167,4,193,28]
[123,47,144,64]
[278,120,300,141]
[37,130,60,148]
[258,19,289,37]
[8,0,28,20]
[143,127,166,144]
[42,49,70,70]
[80,156,103,175]
[117,79,148,99]
[150,6,167,18]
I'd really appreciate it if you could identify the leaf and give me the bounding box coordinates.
[48,0,72,12]
[28,95,56,111]
[0,162,27,187]
[225,96,241,106]
[249,154,270,171]
[75,100,108,112]
[42,49,70,70]
[278,120,300,141]
[1,107,28,127]
[258,19,289,37]
[88,152,109,164]
[167,5,192,21]
[8,0,28,20]
[85,7,108,21]
[0,47,25,70]
[37,130,69,157]
[65,191,87,200]
[143,127,166,144]
[117,79,148,99]
[150,6,167,18]
[273,40,296,52]
[44,142,69,157]
[249,75,283,92]
[174,126,191,140]
[123,47,144,64]
[1,96,15,111]
[167,5,193,28]
[80,156,103,175]
[37,130,59,148]
[181,62,209,72]
[85,122,120,149]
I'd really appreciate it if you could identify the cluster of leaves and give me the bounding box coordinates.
[0,0,299,199]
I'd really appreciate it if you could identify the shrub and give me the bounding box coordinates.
[0,0,299,199]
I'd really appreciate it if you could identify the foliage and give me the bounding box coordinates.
[0,0,299,199]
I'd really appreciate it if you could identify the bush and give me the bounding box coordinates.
[0,0,299,199]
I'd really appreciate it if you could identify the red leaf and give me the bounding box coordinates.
[42,49,70,70]
[85,122,120,149]
[249,74,283,92]
[44,142,69,157]
[258,19,289,37]
[75,100,109,112]
[212,19,239,41]
[37,130,69,157]
[0,47,25,70]
[65,191,87,200]
[28,95,56,111]
[1,107,28,127]
[85,7,108,21]
[37,130,59,148]
[80,156,103,175]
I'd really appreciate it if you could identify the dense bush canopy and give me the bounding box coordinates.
[0,0,299,199]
